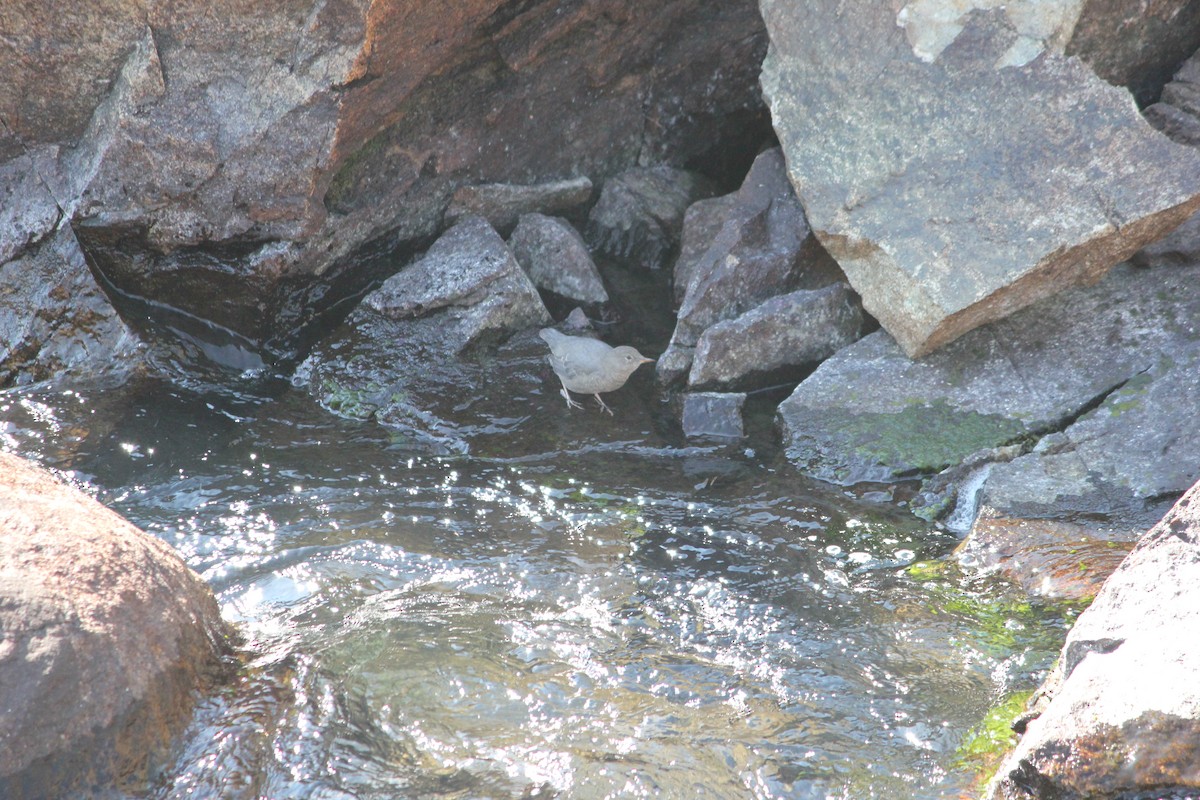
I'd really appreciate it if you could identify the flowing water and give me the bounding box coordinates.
[1,374,1077,799]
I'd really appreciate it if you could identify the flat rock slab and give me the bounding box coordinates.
[759,0,1200,357]
[509,213,609,305]
[681,392,746,439]
[778,260,1200,531]
[987,479,1200,799]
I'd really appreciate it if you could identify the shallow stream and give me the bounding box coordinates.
[1,372,1077,799]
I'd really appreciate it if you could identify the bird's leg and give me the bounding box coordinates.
[593,393,613,415]
[559,381,584,410]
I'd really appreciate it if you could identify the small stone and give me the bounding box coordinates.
[681,392,746,439]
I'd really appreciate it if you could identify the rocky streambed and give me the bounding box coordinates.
[2,1,1200,797]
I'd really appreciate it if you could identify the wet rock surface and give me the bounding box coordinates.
[681,392,747,439]
[586,166,719,271]
[760,0,1200,358]
[779,258,1200,537]
[987,479,1200,799]
[0,451,235,798]
[658,147,846,387]
[509,213,609,306]
[0,222,144,387]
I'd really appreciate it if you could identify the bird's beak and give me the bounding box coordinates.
[642,357,655,364]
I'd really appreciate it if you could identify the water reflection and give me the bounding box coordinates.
[0,378,1076,798]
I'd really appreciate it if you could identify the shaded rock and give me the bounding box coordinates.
[0,222,144,387]
[445,177,594,236]
[1144,51,1200,146]
[1131,207,1200,267]
[760,0,1200,358]
[0,451,235,797]
[778,260,1200,534]
[955,512,1135,600]
[681,392,746,439]
[987,479,1200,799]
[509,213,609,305]
[1065,1,1200,106]
[688,283,866,391]
[363,214,550,352]
[658,147,844,385]
[1,0,768,361]
[296,215,550,451]
[585,166,718,270]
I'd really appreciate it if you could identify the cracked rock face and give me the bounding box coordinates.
[759,0,1200,357]
[986,480,1200,799]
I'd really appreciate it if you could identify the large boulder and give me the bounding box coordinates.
[759,0,1200,357]
[987,479,1200,799]
[0,451,235,797]
[0,0,768,361]
[778,258,1200,535]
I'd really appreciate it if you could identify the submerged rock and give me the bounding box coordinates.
[585,166,718,270]
[688,283,866,391]
[681,392,747,439]
[987,479,1200,799]
[446,177,594,236]
[0,451,235,797]
[509,213,609,305]
[658,147,846,386]
[779,259,1200,536]
[760,0,1200,357]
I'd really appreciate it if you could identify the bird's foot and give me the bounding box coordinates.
[594,394,613,415]
[561,388,584,411]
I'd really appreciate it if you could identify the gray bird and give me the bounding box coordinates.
[539,328,654,414]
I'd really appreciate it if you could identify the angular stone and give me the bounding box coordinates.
[658,148,843,385]
[445,177,594,236]
[509,213,609,305]
[987,480,1200,799]
[364,214,549,348]
[586,166,718,270]
[760,0,1200,357]
[0,451,234,796]
[1144,51,1200,147]
[688,283,866,391]
[778,260,1200,519]
[681,392,746,439]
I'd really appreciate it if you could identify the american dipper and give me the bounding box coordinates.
[539,328,654,414]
